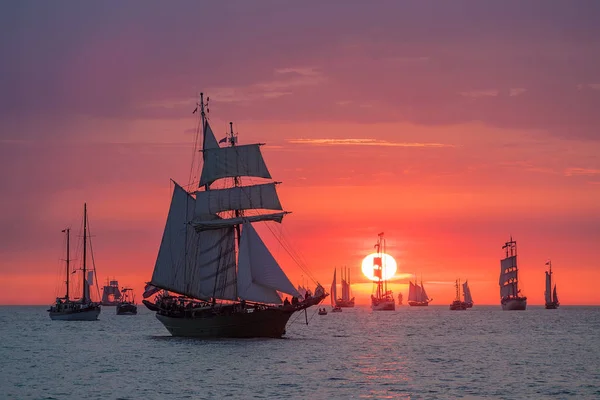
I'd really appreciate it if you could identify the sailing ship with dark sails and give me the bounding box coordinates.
[370,233,395,311]
[449,279,467,310]
[499,236,527,310]
[544,260,560,309]
[101,279,122,306]
[143,93,327,338]
[48,204,101,321]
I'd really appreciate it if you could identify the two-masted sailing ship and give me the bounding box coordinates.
[499,237,527,310]
[329,269,343,312]
[143,93,326,338]
[462,279,473,308]
[449,279,467,310]
[116,287,138,315]
[544,260,560,309]
[407,278,432,306]
[370,233,395,311]
[332,266,355,308]
[48,204,102,321]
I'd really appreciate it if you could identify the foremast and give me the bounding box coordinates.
[149,93,299,306]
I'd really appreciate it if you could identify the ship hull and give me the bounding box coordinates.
[335,299,355,308]
[408,301,429,307]
[449,301,467,310]
[545,302,559,309]
[371,300,395,311]
[116,303,138,315]
[156,308,293,338]
[501,297,527,310]
[49,306,101,321]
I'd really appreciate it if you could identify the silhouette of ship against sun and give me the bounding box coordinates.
[370,233,395,311]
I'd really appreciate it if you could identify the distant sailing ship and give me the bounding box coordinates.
[329,269,343,312]
[101,279,122,306]
[370,233,395,311]
[398,292,403,306]
[544,260,560,309]
[334,266,355,308]
[48,204,102,321]
[449,279,467,310]
[143,93,326,338]
[500,236,527,310]
[408,278,432,306]
[462,279,473,308]
[116,287,137,315]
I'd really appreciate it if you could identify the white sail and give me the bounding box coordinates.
[203,120,220,151]
[237,223,300,304]
[195,183,283,216]
[193,212,287,231]
[151,183,237,301]
[462,281,473,304]
[331,268,337,307]
[420,283,429,302]
[545,272,552,304]
[200,144,272,187]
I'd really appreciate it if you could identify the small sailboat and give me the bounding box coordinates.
[499,236,527,310]
[48,203,102,321]
[116,287,138,315]
[407,278,432,306]
[143,93,327,338]
[544,260,560,309]
[462,280,473,308]
[370,233,395,311]
[449,279,467,310]
[336,266,355,307]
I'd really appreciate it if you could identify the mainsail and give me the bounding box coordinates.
[545,271,553,304]
[341,267,351,301]
[150,118,298,305]
[462,280,473,304]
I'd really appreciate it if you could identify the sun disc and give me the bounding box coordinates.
[361,253,397,281]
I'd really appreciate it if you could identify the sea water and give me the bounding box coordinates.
[1,305,599,399]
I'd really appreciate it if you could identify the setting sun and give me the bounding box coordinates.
[361,253,397,281]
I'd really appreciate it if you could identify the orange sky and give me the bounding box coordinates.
[1,2,600,305]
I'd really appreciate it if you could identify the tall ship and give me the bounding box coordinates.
[449,279,467,310]
[117,287,138,315]
[544,260,560,309]
[335,266,355,308]
[143,93,327,338]
[407,278,432,306]
[398,292,403,306]
[462,279,473,308]
[101,279,122,306]
[370,233,395,311]
[48,204,102,321]
[499,236,527,310]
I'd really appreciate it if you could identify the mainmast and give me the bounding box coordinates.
[228,121,242,248]
[200,92,210,192]
[62,228,70,300]
[502,236,518,296]
[82,203,88,303]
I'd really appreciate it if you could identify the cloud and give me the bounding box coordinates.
[459,90,499,99]
[564,167,600,176]
[206,67,325,103]
[287,138,455,148]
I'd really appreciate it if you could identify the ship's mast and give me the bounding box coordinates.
[82,203,87,303]
[200,92,210,192]
[229,122,242,248]
[502,236,518,297]
[62,228,70,300]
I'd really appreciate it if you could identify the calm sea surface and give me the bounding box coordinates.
[1,305,599,400]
